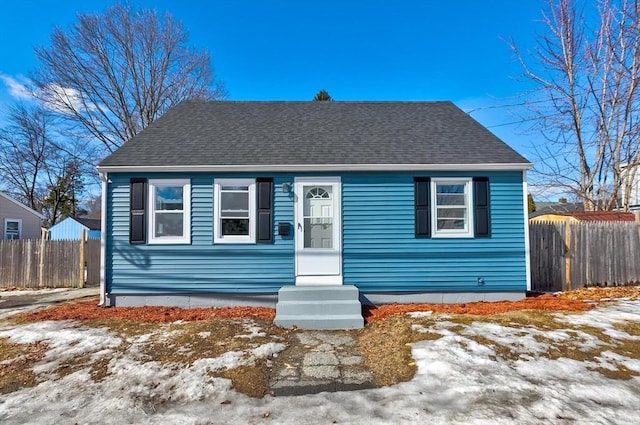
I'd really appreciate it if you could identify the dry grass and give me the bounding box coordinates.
[557,286,640,301]
[449,309,566,330]
[357,314,441,386]
[358,308,640,385]
[0,338,48,394]
[94,318,284,398]
[222,360,270,398]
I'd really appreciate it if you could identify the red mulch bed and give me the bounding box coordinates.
[23,299,275,322]
[362,293,593,323]
[21,293,593,324]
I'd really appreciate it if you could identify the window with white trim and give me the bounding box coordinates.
[432,178,473,237]
[214,178,256,243]
[4,219,21,240]
[148,179,191,244]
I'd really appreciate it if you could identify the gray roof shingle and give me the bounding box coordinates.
[75,217,101,230]
[99,101,530,168]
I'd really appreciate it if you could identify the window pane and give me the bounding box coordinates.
[222,219,249,235]
[155,212,184,237]
[6,222,19,231]
[437,194,466,206]
[303,218,333,248]
[221,192,249,211]
[437,207,466,219]
[437,219,466,230]
[436,184,465,194]
[155,186,183,210]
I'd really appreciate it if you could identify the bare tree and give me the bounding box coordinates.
[513,0,640,210]
[32,2,225,153]
[0,104,53,210]
[0,103,96,225]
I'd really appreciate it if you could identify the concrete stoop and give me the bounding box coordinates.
[274,285,364,330]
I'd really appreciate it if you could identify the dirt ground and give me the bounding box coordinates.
[18,286,638,324]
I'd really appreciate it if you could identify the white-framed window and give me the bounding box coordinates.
[214,178,256,243]
[148,179,191,244]
[4,219,21,240]
[432,178,473,238]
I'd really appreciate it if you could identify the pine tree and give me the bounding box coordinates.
[312,90,333,101]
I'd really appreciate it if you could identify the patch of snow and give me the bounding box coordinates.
[192,351,248,372]
[251,342,285,359]
[411,323,430,333]
[0,301,639,424]
[0,321,121,375]
[407,311,433,318]
[235,320,266,338]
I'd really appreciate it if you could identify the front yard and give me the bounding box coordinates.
[0,288,639,424]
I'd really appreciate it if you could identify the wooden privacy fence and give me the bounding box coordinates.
[530,221,640,292]
[0,238,100,288]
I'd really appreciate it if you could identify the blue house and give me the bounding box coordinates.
[97,101,532,329]
[48,217,101,240]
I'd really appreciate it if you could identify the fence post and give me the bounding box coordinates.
[79,229,87,288]
[564,221,571,292]
[38,229,46,288]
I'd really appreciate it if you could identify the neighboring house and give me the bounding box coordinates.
[0,191,45,240]
[47,217,101,240]
[529,198,638,222]
[97,101,532,329]
[620,163,640,210]
[530,210,637,223]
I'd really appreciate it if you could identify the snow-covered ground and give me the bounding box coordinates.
[1,301,639,425]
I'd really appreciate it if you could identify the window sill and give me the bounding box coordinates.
[431,232,474,239]
[148,237,191,245]
[214,237,256,244]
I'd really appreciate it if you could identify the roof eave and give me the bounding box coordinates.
[97,163,533,173]
[0,191,46,219]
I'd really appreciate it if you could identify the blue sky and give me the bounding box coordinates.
[0,1,548,187]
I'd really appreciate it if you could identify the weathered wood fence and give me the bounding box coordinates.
[0,238,100,288]
[530,221,640,292]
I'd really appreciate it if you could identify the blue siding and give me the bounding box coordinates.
[49,218,100,240]
[106,171,526,294]
[107,173,294,294]
[342,172,526,292]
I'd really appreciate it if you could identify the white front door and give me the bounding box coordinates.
[295,177,342,285]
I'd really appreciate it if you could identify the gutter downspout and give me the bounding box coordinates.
[98,171,108,306]
[523,170,532,292]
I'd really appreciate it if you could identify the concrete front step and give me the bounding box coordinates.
[277,285,360,302]
[274,285,364,330]
[276,300,361,316]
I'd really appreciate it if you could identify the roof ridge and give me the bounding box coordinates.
[180,99,454,104]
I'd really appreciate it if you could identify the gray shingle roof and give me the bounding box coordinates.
[75,217,101,230]
[99,101,530,168]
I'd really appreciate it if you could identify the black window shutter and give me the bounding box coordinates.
[414,177,431,238]
[130,178,147,244]
[473,177,491,238]
[256,178,273,243]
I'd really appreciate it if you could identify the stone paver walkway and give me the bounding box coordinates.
[269,330,377,396]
